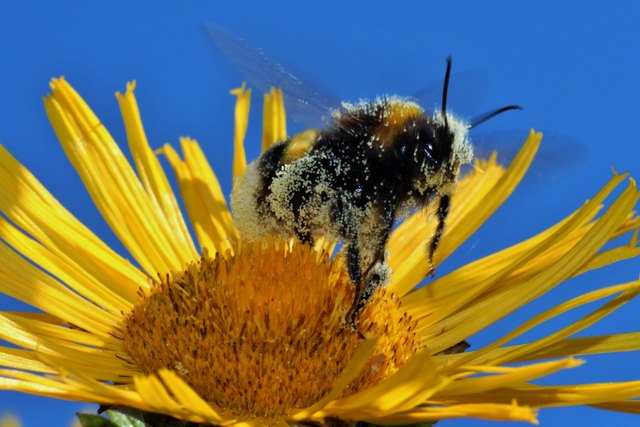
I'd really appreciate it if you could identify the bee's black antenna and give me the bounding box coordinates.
[470,105,522,128]
[442,56,453,129]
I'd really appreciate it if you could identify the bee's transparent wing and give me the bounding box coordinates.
[205,24,342,128]
[466,129,587,189]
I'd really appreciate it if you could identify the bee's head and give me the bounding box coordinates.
[434,56,521,180]
[421,111,472,196]
[433,111,473,171]
[432,57,472,183]
[406,57,521,196]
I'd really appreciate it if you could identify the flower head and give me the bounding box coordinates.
[0,414,19,427]
[0,79,639,426]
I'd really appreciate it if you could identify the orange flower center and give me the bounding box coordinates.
[122,240,419,420]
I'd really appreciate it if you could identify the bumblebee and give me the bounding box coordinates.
[231,57,519,324]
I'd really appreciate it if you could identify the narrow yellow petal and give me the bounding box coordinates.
[133,372,235,425]
[116,81,198,261]
[522,332,640,361]
[290,339,378,421]
[441,358,583,396]
[591,400,640,414]
[0,414,20,427]
[158,138,237,254]
[230,84,251,179]
[0,346,54,373]
[262,88,287,151]
[445,381,640,408]
[402,174,632,315]
[2,359,149,410]
[416,178,638,353]
[576,229,640,275]
[0,368,113,402]
[0,145,146,302]
[0,216,134,314]
[45,78,192,275]
[438,332,640,366]
[322,351,450,418]
[0,314,132,380]
[156,370,230,424]
[362,402,538,424]
[275,88,287,143]
[36,353,133,383]
[456,281,640,367]
[0,312,121,351]
[0,244,117,335]
[231,422,278,427]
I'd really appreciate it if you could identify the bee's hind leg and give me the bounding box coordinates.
[345,242,363,329]
[294,225,314,247]
[345,204,395,332]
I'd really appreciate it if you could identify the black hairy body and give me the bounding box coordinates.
[230,56,520,326]
[232,97,471,322]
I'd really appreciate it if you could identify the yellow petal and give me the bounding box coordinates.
[0,346,53,374]
[0,145,145,303]
[156,370,231,424]
[230,84,251,178]
[290,338,378,421]
[415,178,638,354]
[0,216,133,314]
[158,138,237,254]
[0,313,132,381]
[445,381,640,408]
[440,358,584,396]
[438,332,640,366]
[321,350,450,418]
[591,400,640,414]
[116,82,198,261]
[133,371,233,425]
[45,78,193,275]
[262,87,287,151]
[457,281,640,367]
[362,402,538,424]
[0,414,20,427]
[0,244,118,335]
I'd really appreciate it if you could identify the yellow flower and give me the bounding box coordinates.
[0,414,20,427]
[0,78,639,426]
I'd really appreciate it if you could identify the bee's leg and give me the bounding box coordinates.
[294,225,314,246]
[346,242,363,283]
[428,194,450,276]
[345,242,368,339]
[335,202,363,326]
[350,204,395,323]
[345,242,363,325]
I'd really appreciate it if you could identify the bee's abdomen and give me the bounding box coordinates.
[255,142,287,211]
[231,142,287,241]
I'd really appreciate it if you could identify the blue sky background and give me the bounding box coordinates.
[1,1,639,426]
